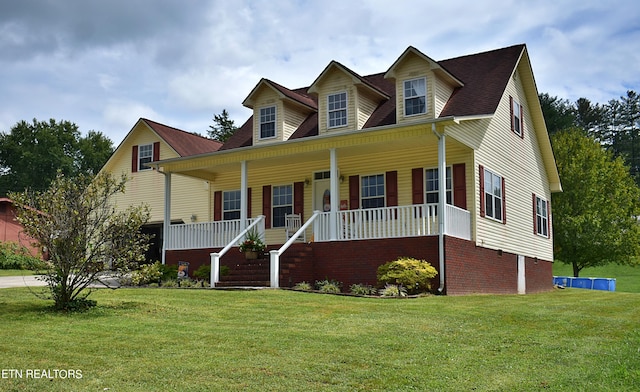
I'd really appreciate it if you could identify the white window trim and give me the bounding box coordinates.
[536,195,549,238]
[259,106,277,140]
[425,166,453,205]
[327,91,348,129]
[272,184,293,228]
[483,168,503,222]
[138,143,153,171]
[513,99,522,137]
[403,77,427,117]
[223,190,241,221]
[361,173,386,209]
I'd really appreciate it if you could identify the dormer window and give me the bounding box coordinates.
[328,92,347,128]
[404,78,426,116]
[260,106,276,139]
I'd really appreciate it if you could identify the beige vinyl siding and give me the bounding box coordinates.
[356,88,380,129]
[105,124,211,225]
[283,101,308,140]
[474,69,554,261]
[392,53,435,124]
[434,77,455,118]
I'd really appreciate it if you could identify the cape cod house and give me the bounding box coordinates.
[107,44,561,295]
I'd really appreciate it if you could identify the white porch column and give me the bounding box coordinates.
[162,172,172,265]
[433,124,446,294]
[240,160,248,230]
[329,148,339,240]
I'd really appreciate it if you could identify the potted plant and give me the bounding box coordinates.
[239,228,266,259]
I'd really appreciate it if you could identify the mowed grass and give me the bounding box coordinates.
[0,269,37,277]
[0,288,638,391]
[553,262,640,293]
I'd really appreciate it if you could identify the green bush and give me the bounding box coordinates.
[130,262,163,286]
[349,283,378,296]
[315,279,342,294]
[377,257,438,294]
[193,265,211,281]
[379,283,408,297]
[293,281,312,291]
[159,264,178,282]
[0,242,46,270]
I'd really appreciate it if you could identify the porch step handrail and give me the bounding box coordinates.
[210,215,265,287]
[269,211,321,288]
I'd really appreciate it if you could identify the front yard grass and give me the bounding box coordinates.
[0,269,37,277]
[0,288,638,391]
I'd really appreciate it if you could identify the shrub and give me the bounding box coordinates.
[377,257,438,294]
[193,265,211,281]
[130,262,163,286]
[0,242,46,270]
[315,279,342,294]
[159,264,178,282]
[349,283,378,296]
[379,284,408,297]
[293,281,312,291]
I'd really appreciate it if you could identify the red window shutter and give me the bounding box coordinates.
[214,191,222,221]
[453,163,466,209]
[479,165,485,217]
[509,96,514,133]
[294,181,304,221]
[349,175,360,210]
[153,141,160,161]
[262,185,272,229]
[131,145,139,173]
[385,171,398,207]
[519,105,525,139]
[532,193,537,235]
[547,199,551,238]
[411,168,424,204]
[501,177,506,225]
[247,188,252,218]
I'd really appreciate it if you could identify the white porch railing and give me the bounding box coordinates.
[166,218,260,250]
[314,204,471,241]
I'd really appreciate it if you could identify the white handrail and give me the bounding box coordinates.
[269,211,321,288]
[210,215,265,287]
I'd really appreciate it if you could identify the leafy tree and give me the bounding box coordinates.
[539,93,576,136]
[551,128,640,277]
[0,118,114,196]
[10,172,150,311]
[207,109,237,142]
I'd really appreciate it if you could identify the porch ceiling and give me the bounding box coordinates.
[158,122,468,181]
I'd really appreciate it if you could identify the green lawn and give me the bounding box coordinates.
[553,262,640,293]
[0,287,638,391]
[0,269,37,277]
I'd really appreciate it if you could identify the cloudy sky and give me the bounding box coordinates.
[1,0,639,146]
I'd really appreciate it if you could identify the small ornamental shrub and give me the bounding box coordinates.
[193,265,211,281]
[315,279,342,294]
[377,257,438,294]
[0,242,46,270]
[130,262,163,286]
[379,283,408,297]
[293,281,312,291]
[159,264,178,282]
[349,284,378,296]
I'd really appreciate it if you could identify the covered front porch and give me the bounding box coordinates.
[155,120,475,289]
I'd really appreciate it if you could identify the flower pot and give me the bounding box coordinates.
[244,251,258,260]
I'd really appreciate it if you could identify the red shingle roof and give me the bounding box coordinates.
[222,44,525,150]
[142,118,222,157]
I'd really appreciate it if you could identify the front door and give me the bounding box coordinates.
[313,171,331,212]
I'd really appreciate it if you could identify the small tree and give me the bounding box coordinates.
[552,128,640,276]
[207,109,237,142]
[10,172,150,310]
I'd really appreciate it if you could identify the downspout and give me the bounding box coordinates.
[432,124,446,294]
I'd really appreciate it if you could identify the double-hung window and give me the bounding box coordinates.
[138,144,153,171]
[223,190,241,220]
[404,78,426,116]
[361,174,385,209]
[483,168,503,222]
[260,106,276,139]
[328,92,347,128]
[425,167,452,204]
[511,97,523,137]
[272,185,293,227]
[535,195,549,237]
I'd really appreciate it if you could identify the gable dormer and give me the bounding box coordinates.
[242,79,317,145]
[384,47,463,123]
[308,61,389,134]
